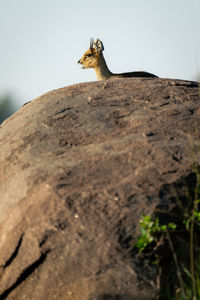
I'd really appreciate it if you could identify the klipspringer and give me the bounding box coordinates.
[78,38,158,80]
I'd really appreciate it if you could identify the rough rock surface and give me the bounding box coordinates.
[0,78,199,300]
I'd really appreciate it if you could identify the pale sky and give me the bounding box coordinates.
[0,0,200,106]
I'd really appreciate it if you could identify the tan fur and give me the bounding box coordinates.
[78,38,158,80]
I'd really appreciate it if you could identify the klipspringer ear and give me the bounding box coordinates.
[93,39,104,54]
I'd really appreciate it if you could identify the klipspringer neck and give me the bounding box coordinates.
[94,54,113,80]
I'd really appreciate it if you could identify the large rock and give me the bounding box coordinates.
[0,78,199,300]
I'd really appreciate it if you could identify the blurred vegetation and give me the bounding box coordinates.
[0,94,18,124]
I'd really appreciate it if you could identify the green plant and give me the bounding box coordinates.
[135,214,176,252]
[135,169,200,300]
[0,93,18,123]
